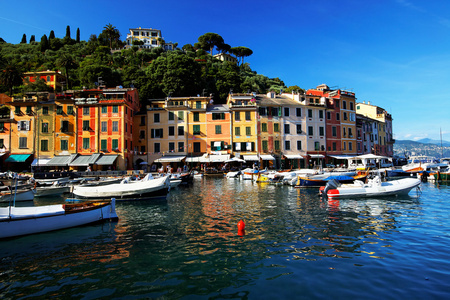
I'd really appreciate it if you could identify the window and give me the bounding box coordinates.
[235,112,240,121]
[212,113,225,120]
[169,142,175,152]
[262,123,267,132]
[43,107,49,115]
[274,123,280,132]
[15,107,21,115]
[56,106,63,115]
[83,107,89,116]
[336,113,340,121]
[193,125,200,135]
[343,112,348,121]
[67,106,73,114]
[235,127,240,136]
[83,138,90,149]
[19,137,27,148]
[102,106,107,114]
[178,126,184,136]
[101,140,107,151]
[343,127,346,137]
[349,142,353,151]
[332,126,337,137]
[315,142,320,151]
[319,110,324,119]
[246,127,251,136]
[18,121,30,131]
[215,125,222,134]
[83,120,90,131]
[343,101,347,109]
[285,140,291,150]
[169,126,175,136]
[178,111,184,120]
[154,113,160,123]
[297,140,302,151]
[0,122,4,131]
[41,122,49,133]
[26,106,32,114]
[193,112,199,122]
[178,142,184,152]
[349,128,353,137]
[308,126,313,136]
[196,101,201,109]
[262,140,268,151]
[245,111,251,121]
[284,107,290,117]
[296,108,302,117]
[139,130,145,139]
[151,129,163,138]
[284,124,290,134]
[61,140,68,151]
[319,127,324,136]
[41,140,48,151]
[296,124,302,134]
[350,102,354,111]
[308,109,313,118]
[113,105,118,113]
[112,139,119,150]
[101,121,107,132]
[327,112,331,120]
[274,140,280,151]
[343,141,346,150]
[168,112,174,121]
[112,121,118,132]
[333,142,336,151]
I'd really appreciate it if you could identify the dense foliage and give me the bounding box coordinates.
[0,26,303,104]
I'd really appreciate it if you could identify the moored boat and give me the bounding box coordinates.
[0,186,35,202]
[72,174,170,200]
[296,171,367,188]
[321,176,421,199]
[0,199,118,239]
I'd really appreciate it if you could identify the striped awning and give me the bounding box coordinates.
[284,154,304,159]
[69,154,101,166]
[46,155,75,166]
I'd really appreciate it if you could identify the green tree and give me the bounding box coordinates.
[102,23,120,50]
[197,33,224,55]
[0,64,24,96]
[230,46,253,65]
[49,30,55,40]
[56,52,76,89]
[65,25,71,39]
[284,85,304,94]
[20,34,27,44]
[30,35,35,43]
[76,28,80,43]
[40,34,49,52]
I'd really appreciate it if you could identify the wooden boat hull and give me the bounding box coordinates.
[0,200,118,239]
[0,189,35,202]
[433,172,450,181]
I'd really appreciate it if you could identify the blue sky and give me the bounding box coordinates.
[1,0,449,141]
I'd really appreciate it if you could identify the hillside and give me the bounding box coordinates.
[394,139,450,158]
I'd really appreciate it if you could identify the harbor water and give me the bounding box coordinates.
[1,177,450,299]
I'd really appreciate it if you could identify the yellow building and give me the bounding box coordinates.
[23,71,65,92]
[227,93,258,162]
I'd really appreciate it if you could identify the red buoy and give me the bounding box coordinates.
[237,219,245,231]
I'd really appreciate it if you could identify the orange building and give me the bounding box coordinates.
[23,71,65,92]
[206,104,232,154]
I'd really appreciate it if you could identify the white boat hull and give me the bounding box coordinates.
[72,176,170,200]
[0,189,35,202]
[35,186,70,197]
[0,200,118,239]
[326,177,421,199]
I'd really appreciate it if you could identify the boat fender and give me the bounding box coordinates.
[237,219,245,236]
[327,189,339,197]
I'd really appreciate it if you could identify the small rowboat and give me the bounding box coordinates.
[0,199,118,239]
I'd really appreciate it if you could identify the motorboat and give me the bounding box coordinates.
[0,186,35,202]
[401,156,441,173]
[72,174,170,200]
[296,171,364,188]
[225,170,241,178]
[241,168,267,181]
[35,180,70,197]
[0,199,118,239]
[321,176,421,199]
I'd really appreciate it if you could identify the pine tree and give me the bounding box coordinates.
[76,28,80,43]
[40,34,49,51]
[20,34,27,44]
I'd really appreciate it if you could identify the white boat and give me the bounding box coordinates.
[72,174,170,200]
[0,199,118,239]
[35,177,70,186]
[35,181,70,197]
[225,170,241,178]
[0,187,35,202]
[401,156,441,173]
[322,176,421,199]
[170,179,182,188]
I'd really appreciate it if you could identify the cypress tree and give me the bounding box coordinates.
[30,35,35,42]
[66,25,71,39]
[49,30,55,40]
[76,28,80,43]
[20,34,27,44]
[40,34,49,51]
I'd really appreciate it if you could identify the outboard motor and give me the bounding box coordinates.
[322,179,340,197]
